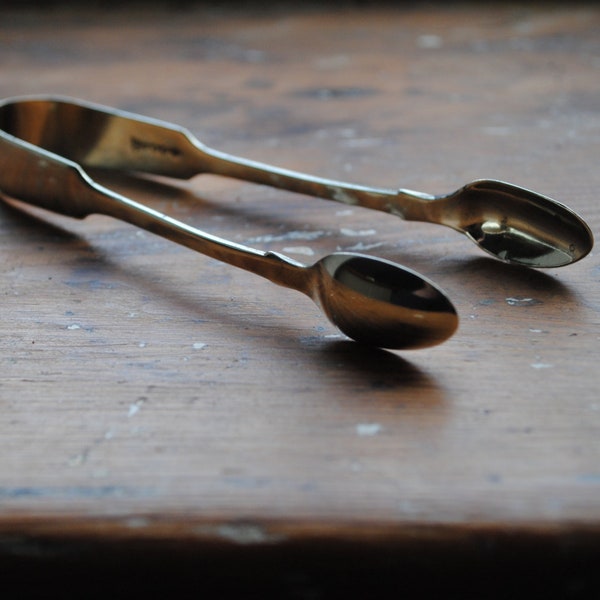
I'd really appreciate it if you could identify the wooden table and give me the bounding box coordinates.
[1,2,599,597]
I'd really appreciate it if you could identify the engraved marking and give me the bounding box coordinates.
[131,136,182,158]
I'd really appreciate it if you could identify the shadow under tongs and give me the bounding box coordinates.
[0,194,83,241]
[2,192,443,407]
[457,255,578,301]
[90,168,325,233]
[303,338,445,404]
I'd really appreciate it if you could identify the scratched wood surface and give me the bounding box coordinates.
[1,2,600,596]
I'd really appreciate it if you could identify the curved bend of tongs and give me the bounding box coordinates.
[0,105,306,291]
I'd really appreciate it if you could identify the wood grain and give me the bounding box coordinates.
[1,2,599,596]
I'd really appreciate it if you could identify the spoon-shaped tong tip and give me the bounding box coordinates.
[0,123,458,350]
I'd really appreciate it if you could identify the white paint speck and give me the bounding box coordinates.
[128,400,145,417]
[399,499,419,515]
[218,524,276,544]
[125,517,150,529]
[356,423,382,437]
[282,246,315,256]
[506,297,541,307]
[340,228,376,237]
[192,342,207,350]
[192,523,285,545]
[531,362,553,369]
[138,342,147,348]
[247,230,326,243]
[343,241,384,252]
[67,324,81,330]
[417,34,443,49]
[67,453,86,467]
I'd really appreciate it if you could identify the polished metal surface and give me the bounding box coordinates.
[0,111,458,350]
[0,95,592,268]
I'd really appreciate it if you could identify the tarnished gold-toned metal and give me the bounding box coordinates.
[0,101,458,350]
[0,96,592,268]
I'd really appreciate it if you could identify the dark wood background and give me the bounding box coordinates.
[1,2,599,597]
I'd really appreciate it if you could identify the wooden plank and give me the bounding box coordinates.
[1,2,599,594]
